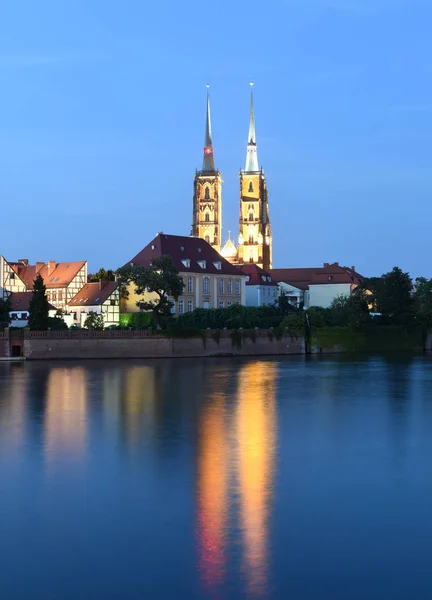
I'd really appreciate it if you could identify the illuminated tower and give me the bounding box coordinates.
[237,83,272,271]
[191,85,222,252]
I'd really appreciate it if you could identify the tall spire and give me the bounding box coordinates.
[245,82,259,172]
[202,84,215,171]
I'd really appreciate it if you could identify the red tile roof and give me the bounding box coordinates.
[8,292,56,313]
[11,261,86,289]
[69,281,118,307]
[241,263,278,286]
[128,234,244,276]
[271,263,363,290]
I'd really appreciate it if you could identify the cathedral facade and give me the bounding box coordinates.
[192,84,272,271]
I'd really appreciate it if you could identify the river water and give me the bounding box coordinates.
[1,355,432,599]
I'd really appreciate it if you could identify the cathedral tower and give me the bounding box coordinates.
[237,84,272,271]
[191,86,222,252]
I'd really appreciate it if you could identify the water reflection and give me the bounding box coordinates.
[196,360,278,598]
[236,361,278,598]
[44,367,88,471]
[196,389,228,591]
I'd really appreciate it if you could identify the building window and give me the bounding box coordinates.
[219,300,224,308]
[205,187,210,200]
[187,276,193,292]
[328,275,333,281]
[203,277,209,294]
[181,259,191,269]
[58,290,63,301]
[227,279,232,294]
[110,299,116,306]
[205,235,210,244]
[249,212,254,222]
[187,299,193,312]
[178,300,184,314]
[205,213,210,222]
[219,279,224,294]
[248,181,254,193]
[227,300,232,307]
[235,280,241,295]
[248,234,254,244]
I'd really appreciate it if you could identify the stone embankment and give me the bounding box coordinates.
[0,328,304,360]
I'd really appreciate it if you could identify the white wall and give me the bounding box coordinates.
[245,285,278,307]
[307,284,352,309]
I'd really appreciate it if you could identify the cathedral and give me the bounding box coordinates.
[191,84,272,271]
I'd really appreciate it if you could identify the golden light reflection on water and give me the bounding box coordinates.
[196,361,278,597]
[120,366,157,446]
[236,361,278,597]
[44,367,88,471]
[196,389,228,590]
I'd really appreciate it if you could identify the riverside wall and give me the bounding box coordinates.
[1,329,304,360]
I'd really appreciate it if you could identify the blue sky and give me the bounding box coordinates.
[1,0,431,277]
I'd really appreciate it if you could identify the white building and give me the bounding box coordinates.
[0,256,26,299]
[69,280,120,327]
[240,264,279,307]
[271,263,364,309]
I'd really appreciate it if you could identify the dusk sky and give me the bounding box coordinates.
[1,0,431,277]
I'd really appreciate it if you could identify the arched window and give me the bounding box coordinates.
[248,181,254,193]
[249,234,254,244]
[203,277,210,294]
[205,187,210,200]
[205,235,210,244]
[249,212,254,222]
[205,213,210,222]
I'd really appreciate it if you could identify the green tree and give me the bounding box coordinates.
[277,290,297,315]
[329,291,370,327]
[88,268,115,283]
[117,255,184,328]
[28,275,50,331]
[84,311,105,330]
[362,267,414,325]
[0,297,11,328]
[414,277,432,327]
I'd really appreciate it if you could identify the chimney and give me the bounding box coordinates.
[18,258,28,266]
[35,262,45,273]
[323,263,329,268]
[99,278,109,291]
[334,261,339,267]
[351,266,356,272]
[48,260,56,274]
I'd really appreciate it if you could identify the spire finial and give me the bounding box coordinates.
[228,229,231,240]
[245,82,259,172]
[202,84,215,171]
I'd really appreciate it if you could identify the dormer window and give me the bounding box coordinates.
[181,259,191,269]
[197,248,201,253]
[261,275,266,282]
[180,246,184,251]
[328,275,333,281]
[213,261,222,270]
[151,245,156,250]
[198,260,207,269]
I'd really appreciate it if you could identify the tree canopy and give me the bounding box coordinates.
[88,268,115,283]
[84,311,105,330]
[117,255,184,327]
[414,277,432,327]
[28,275,50,331]
[360,267,414,325]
